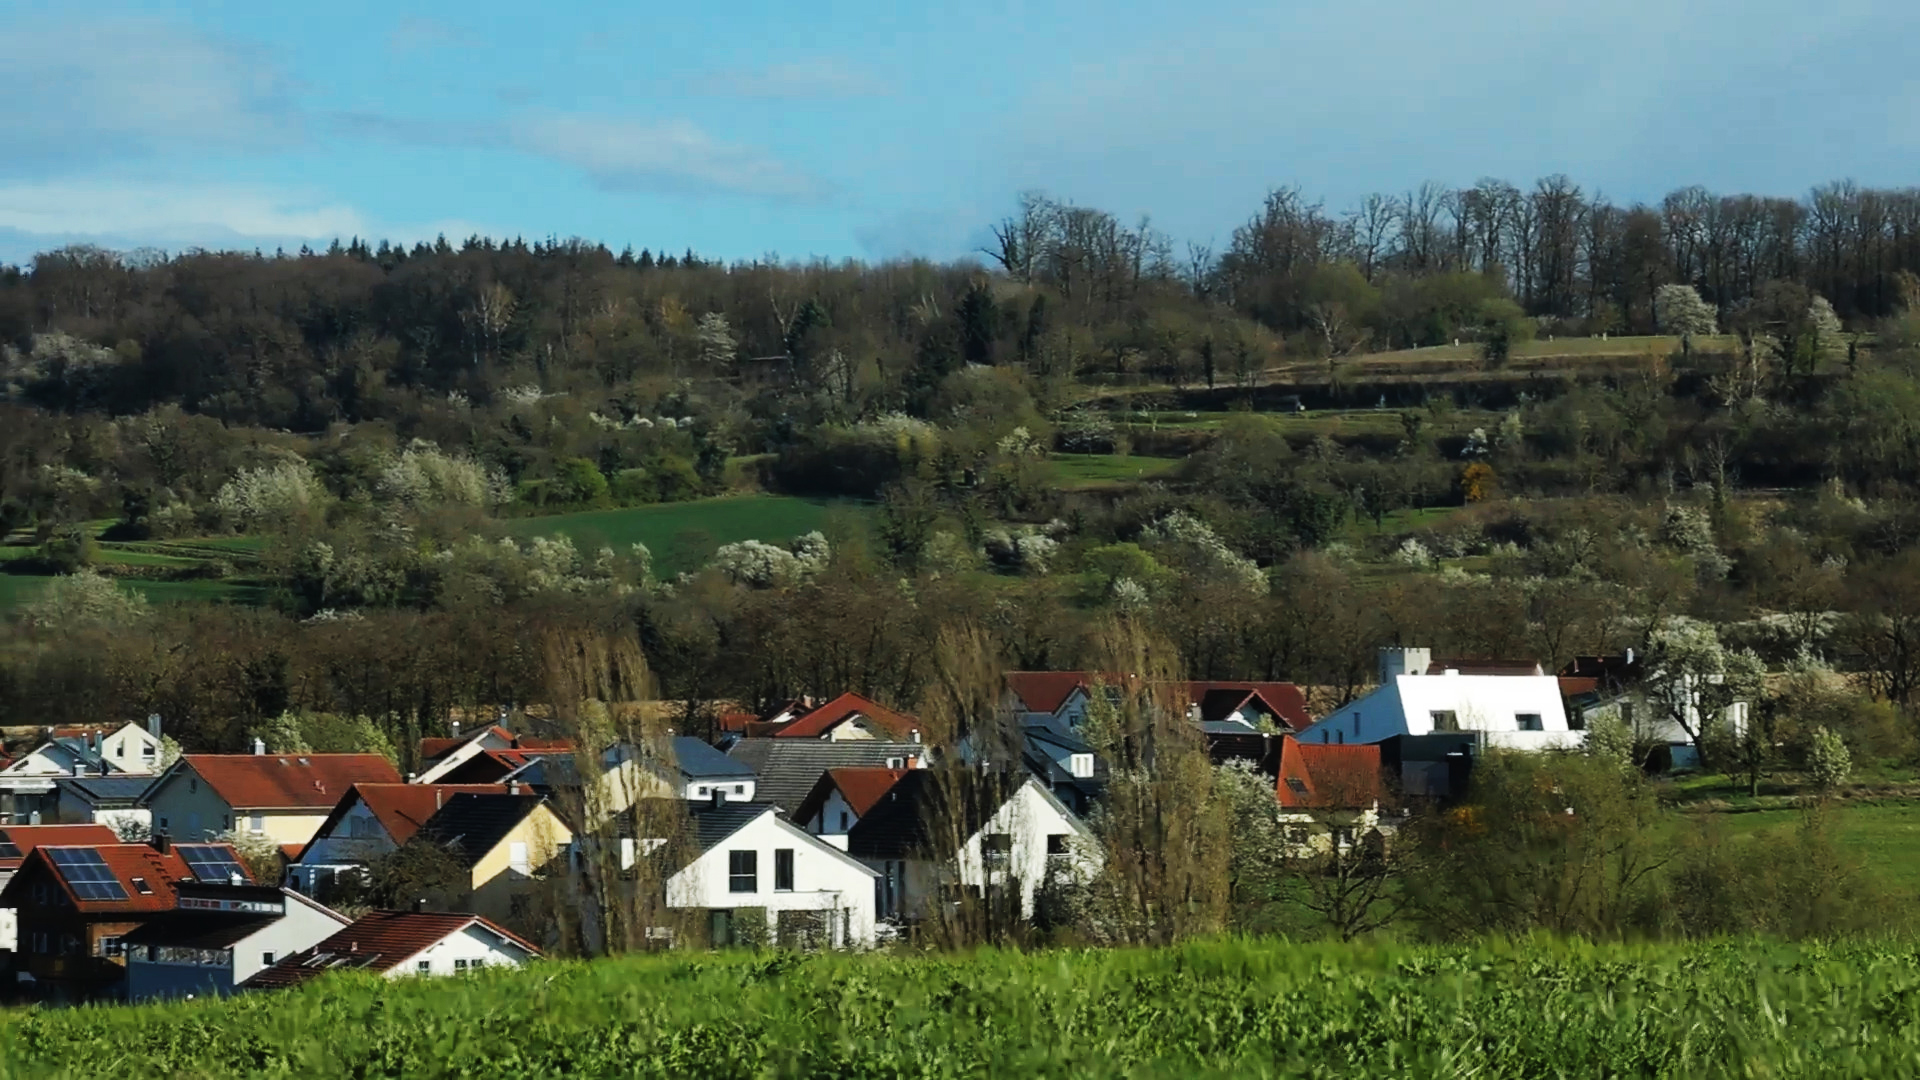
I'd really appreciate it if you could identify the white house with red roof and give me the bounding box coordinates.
[765,693,923,742]
[142,751,403,848]
[243,909,539,990]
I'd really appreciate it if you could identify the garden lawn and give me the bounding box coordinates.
[504,496,850,577]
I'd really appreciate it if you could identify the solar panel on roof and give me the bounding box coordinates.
[47,847,129,902]
[177,844,247,882]
[0,838,21,860]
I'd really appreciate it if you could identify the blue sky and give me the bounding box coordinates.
[2,0,1916,266]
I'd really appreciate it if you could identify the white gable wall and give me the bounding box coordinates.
[668,811,878,946]
[1299,674,1580,750]
[683,777,756,802]
[951,779,1098,919]
[393,923,535,977]
[805,788,859,850]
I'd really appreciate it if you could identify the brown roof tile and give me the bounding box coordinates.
[774,693,921,740]
[182,754,402,810]
[242,910,538,989]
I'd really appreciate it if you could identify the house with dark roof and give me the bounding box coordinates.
[0,837,253,1001]
[846,770,1097,925]
[498,737,760,829]
[792,767,911,846]
[122,882,349,1001]
[142,752,404,848]
[285,783,507,899]
[1188,682,1312,732]
[414,725,573,785]
[242,909,539,990]
[724,739,928,816]
[44,775,157,835]
[0,720,165,829]
[414,793,572,933]
[663,801,879,948]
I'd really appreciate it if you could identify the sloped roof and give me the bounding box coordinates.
[1427,658,1545,676]
[1190,682,1312,730]
[180,754,402,810]
[0,824,120,867]
[419,793,550,869]
[1004,672,1094,715]
[3,842,252,914]
[846,770,1029,860]
[123,913,280,949]
[774,693,921,740]
[54,775,157,805]
[688,802,777,854]
[296,783,508,863]
[792,767,911,826]
[242,910,538,990]
[724,739,926,812]
[668,736,757,780]
[1276,739,1383,810]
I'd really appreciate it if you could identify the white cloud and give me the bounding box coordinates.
[0,17,298,170]
[698,59,892,100]
[0,180,491,261]
[507,111,823,200]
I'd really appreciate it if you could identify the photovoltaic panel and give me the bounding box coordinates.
[0,835,21,860]
[47,847,129,902]
[178,844,247,883]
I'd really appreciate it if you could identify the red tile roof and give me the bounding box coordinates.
[792,767,912,826]
[180,754,403,810]
[1276,739,1384,810]
[293,783,510,863]
[774,693,920,740]
[0,824,120,868]
[1189,681,1311,729]
[1005,672,1096,715]
[1558,676,1602,698]
[242,910,539,989]
[716,711,760,733]
[7,842,253,914]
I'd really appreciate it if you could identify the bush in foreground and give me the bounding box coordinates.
[7,938,1920,1078]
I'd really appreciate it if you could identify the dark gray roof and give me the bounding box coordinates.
[123,913,280,949]
[687,802,775,854]
[724,739,925,813]
[55,775,157,805]
[1024,723,1094,754]
[846,771,1030,860]
[669,737,756,780]
[419,794,547,868]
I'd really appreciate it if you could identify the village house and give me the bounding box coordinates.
[0,837,252,1002]
[242,909,539,990]
[121,882,349,1001]
[1294,648,1580,751]
[846,771,1097,926]
[1272,738,1391,855]
[663,801,881,949]
[498,736,761,828]
[285,783,506,898]
[1188,681,1313,732]
[725,738,927,817]
[1560,652,1749,770]
[413,725,573,785]
[755,692,924,742]
[412,792,572,933]
[0,824,120,956]
[143,751,403,847]
[792,767,913,848]
[0,720,166,828]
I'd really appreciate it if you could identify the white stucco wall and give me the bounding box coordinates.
[668,811,878,947]
[1299,673,1581,750]
[806,788,858,848]
[683,777,756,801]
[863,779,1098,923]
[392,923,536,977]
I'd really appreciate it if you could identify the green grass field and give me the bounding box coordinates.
[1048,453,1182,489]
[504,495,851,577]
[1696,801,1920,895]
[7,938,1920,1078]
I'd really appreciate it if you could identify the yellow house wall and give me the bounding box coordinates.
[467,806,573,928]
[146,767,334,847]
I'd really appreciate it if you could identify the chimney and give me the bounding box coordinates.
[151,832,170,854]
[436,789,443,809]
[451,721,461,739]
[148,713,162,739]
[508,782,521,797]
[252,738,266,755]
[229,871,242,886]
[412,898,427,914]
[71,762,84,778]
[910,729,921,744]
[710,789,724,810]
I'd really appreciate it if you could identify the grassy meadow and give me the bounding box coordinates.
[6,938,1920,1078]
[502,495,853,577]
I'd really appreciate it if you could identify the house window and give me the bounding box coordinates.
[143,744,156,760]
[31,932,49,955]
[190,778,198,793]
[696,786,709,797]
[132,877,152,895]
[263,952,275,966]
[1285,826,1311,845]
[31,882,50,906]
[729,850,758,893]
[416,960,431,974]
[838,810,849,831]
[1069,754,1094,779]
[1516,713,1543,732]
[471,959,485,970]
[250,814,265,834]
[115,745,125,759]
[223,815,232,830]
[1430,710,1459,733]
[1046,834,1069,856]
[510,842,531,875]
[1336,731,1345,744]
[981,832,1012,870]
[774,848,794,892]
[99,936,124,957]
[454,959,470,971]
[732,784,744,796]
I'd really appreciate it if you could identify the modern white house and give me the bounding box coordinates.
[122,882,351,1001]
[847,771,1098,925]
[242,910,539,989]
[666,803,880,949]
[1294,648,1581,751]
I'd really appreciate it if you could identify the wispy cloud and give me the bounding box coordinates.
[0,17,299,171]
[506,111,825,200]
[697,59,892,100]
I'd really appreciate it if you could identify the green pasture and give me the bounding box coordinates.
[504,495,849,577]
[1048,453,1183,489]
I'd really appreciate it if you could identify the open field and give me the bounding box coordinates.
[6,938,1920,1078]
[1048,453,1183,489]
[0,525,271,610]
[504,495,851,577]
[1692,801,1920,895]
